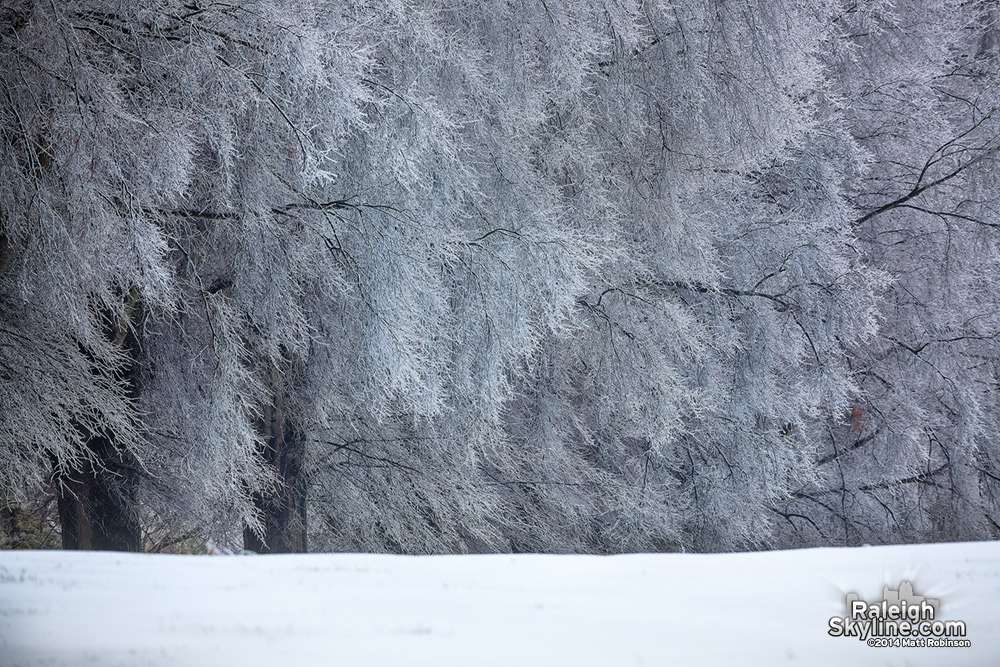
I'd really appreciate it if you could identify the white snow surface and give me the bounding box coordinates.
[1,541,998,666]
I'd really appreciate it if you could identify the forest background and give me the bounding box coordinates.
[2,0,999,555]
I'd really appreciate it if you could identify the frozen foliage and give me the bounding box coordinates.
[0,0,371,546]
[0,0,997,553]
[774,0,1000,547]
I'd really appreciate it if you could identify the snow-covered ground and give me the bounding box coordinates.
[1,541,998,666]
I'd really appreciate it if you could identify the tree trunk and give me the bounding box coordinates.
[244,385,307,554]
[54,435,141,551]
[1,505,21,549]
[54,294,144,552]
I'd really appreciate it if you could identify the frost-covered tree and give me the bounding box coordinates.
[300,0,882,553]
[7,0,990,556]
[775,0,1000,546]
[0,0,373,549]
[300,0,618,553]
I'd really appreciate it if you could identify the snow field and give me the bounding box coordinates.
[1,541,998,666]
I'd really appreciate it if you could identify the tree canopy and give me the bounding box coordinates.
[2,0,998,553]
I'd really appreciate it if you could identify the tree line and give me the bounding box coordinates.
[2,0,999,553]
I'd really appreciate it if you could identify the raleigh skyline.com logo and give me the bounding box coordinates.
[828,581,971,648]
